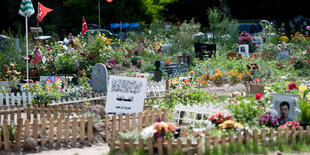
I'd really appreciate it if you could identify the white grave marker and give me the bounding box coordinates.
[253,37,263,51]
[105,76,147,115]
[238,44,249,57]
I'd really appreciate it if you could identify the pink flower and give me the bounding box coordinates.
[245,33,250,36]
[306,26,310,30]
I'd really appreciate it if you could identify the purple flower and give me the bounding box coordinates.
[306,25,310,30]
[155,117,163,123]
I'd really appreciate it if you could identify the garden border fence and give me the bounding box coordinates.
[109,125,310,155]
[0,104,93,151]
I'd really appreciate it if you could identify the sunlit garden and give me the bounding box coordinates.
[1,0,310,154]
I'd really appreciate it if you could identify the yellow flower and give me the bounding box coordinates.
[215,69,219,72]
[299,85,307,93]
[307,93,310,101]
[181,82,185,85]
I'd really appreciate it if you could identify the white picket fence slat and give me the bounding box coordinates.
[0,84,166,107]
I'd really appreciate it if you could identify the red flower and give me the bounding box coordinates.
[287,83,298,91]
[80,53,86,57]
[177,21,181,26]
[214,96,218,99]
[232,93,237,97]
[255,93,263,100]
[89,54,94,60]
[255,78,259,83]
[3,65,8,73]
[308,59,310,64]
[253,53,257,57]
[277,62,282,67]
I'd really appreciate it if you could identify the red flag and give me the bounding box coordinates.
[81,17,88,36]
[37,2,53,22]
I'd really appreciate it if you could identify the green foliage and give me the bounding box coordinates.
[230,97,261,126]
[117,130,140,141]
[298,96,310,123]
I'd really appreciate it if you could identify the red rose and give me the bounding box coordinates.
[80,53,86,57]
[89,54,94,60]
[277,62,282,67]
[287,83,298,91]
[255,93,263,100]
[214,96,218,99]
[3,65,8,73]
[308,59,310,64]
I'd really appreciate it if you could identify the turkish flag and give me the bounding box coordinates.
[81,17,88,36]
[37,2,53,22]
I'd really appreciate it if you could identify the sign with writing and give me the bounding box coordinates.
[238,44,249,57]
[253,37,263,51]
[105,76,147,115]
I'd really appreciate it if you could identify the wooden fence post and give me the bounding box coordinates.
[33,119,38,140]
[105,115,110,141]
[299,126,303,141]
[72,117,78,142]
[186,139,192,155]
[167,139,173,155]
[112,114,116,139]
[87,116,93,142]
[80,116,85,141]
[205,136,210,152]
[64,117,70,142]
[177,138,183,154]
[261,128,266,147]
[26,104,31,121]
[157,138,163,155]
[49,117,54,143]
[57,118,62,144]
[148,138,154,155]
[41,118,47,145]
[131,113,136,130]
[15,118,23,150]
[3,119,9,150]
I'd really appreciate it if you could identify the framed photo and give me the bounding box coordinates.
[238,44,249,57]
[270,94,301,123]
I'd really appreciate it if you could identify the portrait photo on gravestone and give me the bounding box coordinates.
[271,94,301,125]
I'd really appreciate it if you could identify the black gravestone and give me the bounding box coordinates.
[194,43,216,60]
[153,61,162,82]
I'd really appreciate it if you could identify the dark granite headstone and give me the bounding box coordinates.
[194,43,216,60]
[91,63,108,93]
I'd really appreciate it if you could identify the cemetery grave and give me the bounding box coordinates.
[1,2,310,154]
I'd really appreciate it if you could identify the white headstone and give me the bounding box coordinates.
[91,63,108,93]
[253,37,263,51]
[105,76,147,115]
[238,44,249,57]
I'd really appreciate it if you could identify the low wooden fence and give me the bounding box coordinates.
[0,105,93,151]
[105,109,168,140]
[0,104,85,123]
[109,125,310,154]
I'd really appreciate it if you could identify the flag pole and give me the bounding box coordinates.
[25,16,29,84]
[98,0,100,29]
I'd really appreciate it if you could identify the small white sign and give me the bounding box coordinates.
[253,37,263,51]
[105,76,147,115]
[238,44,249,57]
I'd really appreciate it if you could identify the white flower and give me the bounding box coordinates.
[295,107,301,113]
[141,125,157,139]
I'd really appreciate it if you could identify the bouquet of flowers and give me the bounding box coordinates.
[237,32,258,53]
[279,121,300,129]
[141,118,178,140]
[219,120,243,129]
[258,113,279,127]
[208,112,232,126]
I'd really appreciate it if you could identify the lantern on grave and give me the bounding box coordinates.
[178,53,192,67]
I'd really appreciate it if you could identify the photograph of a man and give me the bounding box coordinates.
[278,101,293,125]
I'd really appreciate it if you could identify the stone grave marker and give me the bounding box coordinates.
[238,44,249,57]
[194,43,216,60]
[253,37,263,51]
[91,63,108,93]
[277,50,290,60]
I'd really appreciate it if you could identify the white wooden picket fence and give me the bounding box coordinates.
[0,84,166,107]
[0,86,82,107]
